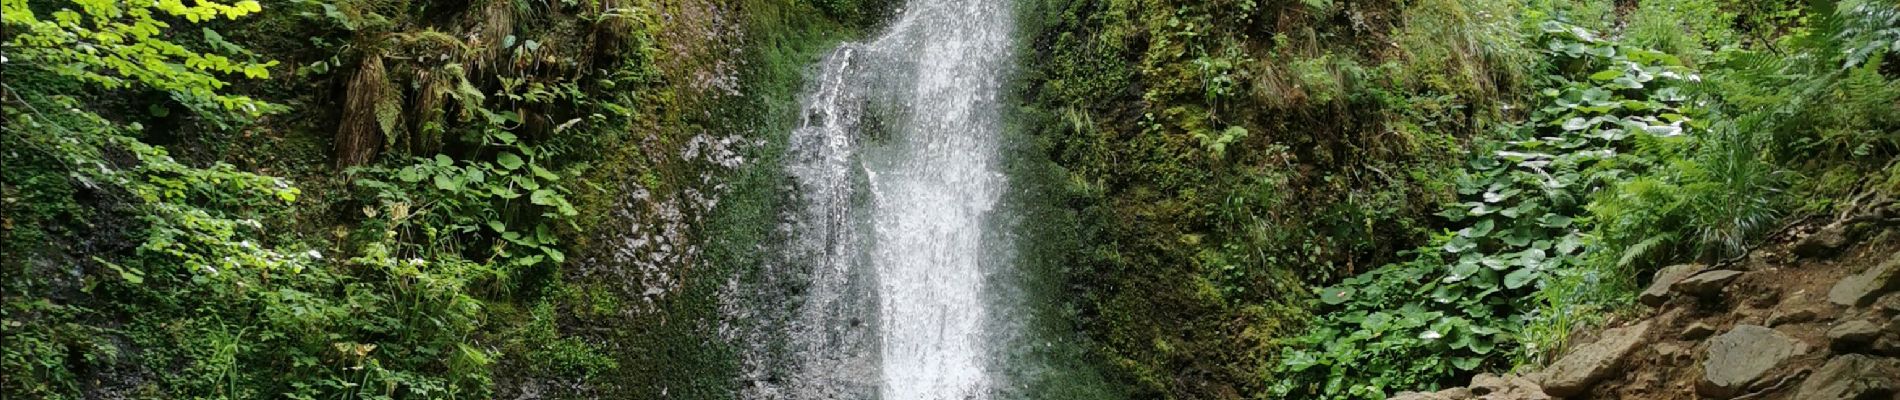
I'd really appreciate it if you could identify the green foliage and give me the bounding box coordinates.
[1626,0,1737,61]
[1018,0,1558,395]
[351,135,579,274]
[1584,0,1898,299]
[1272,20,1704,398]
[0,0,647,397]
[1,0,279,113]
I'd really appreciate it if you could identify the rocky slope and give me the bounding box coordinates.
[1398,222,1900,400]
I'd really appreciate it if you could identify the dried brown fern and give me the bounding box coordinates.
[470,0,517,75]
[410,66,450,155]
[336,55,392,167]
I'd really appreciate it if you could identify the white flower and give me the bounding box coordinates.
[1419,330,1443,340]
[306,250,323,260]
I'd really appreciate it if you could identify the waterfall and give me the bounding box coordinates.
[735,0,1015,398]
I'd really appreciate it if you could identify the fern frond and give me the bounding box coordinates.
[1617,232,1678,269]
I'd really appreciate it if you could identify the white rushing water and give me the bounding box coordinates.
[742,0,1014,398]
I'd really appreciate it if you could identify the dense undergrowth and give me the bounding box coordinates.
[1,0,878,398]
[1018,0,1898,398]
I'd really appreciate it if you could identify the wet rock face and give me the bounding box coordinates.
[1794,355,1899,400]
[1699,325,1810,399]
[1540,321,1653,398]
[1829,251,1900,307]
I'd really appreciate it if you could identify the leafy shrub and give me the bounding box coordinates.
[2,1,607,398]
[1271,20,1703,399]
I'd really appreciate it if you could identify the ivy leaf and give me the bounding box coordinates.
[534,224,554,245]
[1562,117,1592,131]
[1469,335,1496,354]
[1452,357,1483,370]
[497,152,525,170]
[1449,260,1480,280]
[1443,236,1477,253]
[530,189,559,206]
[1283,351,1321,372]
[1514,248,1547,268]
[1581,87,1613,103]
[463,168,485,185]
[515,175,541,190]
[487,221,506,233]
[1320,286,1356,305]
[1612,76,1645,89]
[1461,219,1495,238]
[434,154,454,167]
[1480,256,1510,271]
[1556,233,1584,254]
[397,166,424,183]
[543,246,565,263]
[1503,268,1540,289]
[434,174,460,191]
[1502,229,1535,247]
[1431,285,1464,303]
[1436,207,1469,222]
[1482,189,1519,203]
[530,164,559,181]
[1588,69,1623,81]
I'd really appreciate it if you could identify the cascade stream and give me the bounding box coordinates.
[731,0,1016,398]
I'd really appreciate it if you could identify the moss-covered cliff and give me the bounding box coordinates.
[1,0,886,397]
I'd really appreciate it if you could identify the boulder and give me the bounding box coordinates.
[1794,223,1852,259]
[1793,355,1899,400]
[1699,325,1810,399]
[1875,292,1900,313]
[1830,252,1900,307]
[1828,320,1882,352]
[1392,387,1474,400]
[1767,306,1821,326]
[1641,264,1702,306]
[1672,270,1744,298]
[1436,387,1473,399]
[1391,391,1457,400]
[1540,321,1652,397]
[1469,373,1549,400]
[1653,342,1693,365]
[1876,337,1900,357]
[1681,322,1718,340]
